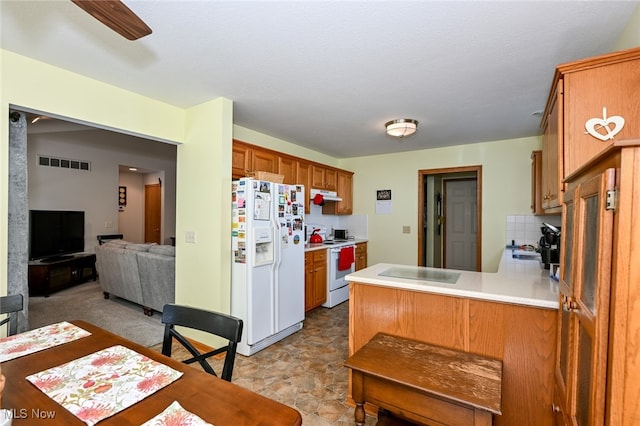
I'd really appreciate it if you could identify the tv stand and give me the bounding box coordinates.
[28,254,97,297]
[40,254,75,263]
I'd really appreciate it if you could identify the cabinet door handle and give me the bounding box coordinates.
[564,297,578,311]
[552,404,561,413]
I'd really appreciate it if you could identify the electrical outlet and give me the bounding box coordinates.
[104,221,113,228]
[402,226,411,234]
[185,231,196,243]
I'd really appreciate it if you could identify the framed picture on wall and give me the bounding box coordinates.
[119,186,127,206]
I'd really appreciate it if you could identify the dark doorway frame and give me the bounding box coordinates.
[418,165,482,270]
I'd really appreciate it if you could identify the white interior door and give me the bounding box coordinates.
[444,179,477,271]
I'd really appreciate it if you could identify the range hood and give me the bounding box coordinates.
[310,188,342,202]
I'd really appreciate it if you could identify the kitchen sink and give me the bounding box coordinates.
[512,252,541,260]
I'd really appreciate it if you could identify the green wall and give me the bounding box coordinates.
[614,4,640,51]
[341,137,541,272]
[0,50,232,346]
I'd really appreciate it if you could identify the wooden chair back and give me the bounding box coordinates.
[0,294,24,336]
[161,304,243,381]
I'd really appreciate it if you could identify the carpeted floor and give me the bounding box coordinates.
[28,280,164,347]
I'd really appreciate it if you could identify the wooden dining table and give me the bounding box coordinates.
[2,320,302,425]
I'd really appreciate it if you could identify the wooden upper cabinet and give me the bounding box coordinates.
[337,171,353,214]
[545,47,640,178]
[322,170,353,215]
[311,164,324,188]
[541,80,563,213]
[311,165,337,191]
[232,140,354,214]
[251,149,277,174]
[563,52,640,176]
[530,150,544,215]
[277,156,296,184]
[232,140,276,178]
[232,142,251,178]
[325,168,337,191]
[296,161,312,214]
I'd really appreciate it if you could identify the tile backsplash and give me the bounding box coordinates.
[505,215,562,247]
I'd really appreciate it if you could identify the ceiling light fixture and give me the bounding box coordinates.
[385,119,418,138]
[30,115,52,124]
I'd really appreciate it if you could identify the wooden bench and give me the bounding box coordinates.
[344,333,503,426]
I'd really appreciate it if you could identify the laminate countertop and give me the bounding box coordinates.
[346,249,559,309]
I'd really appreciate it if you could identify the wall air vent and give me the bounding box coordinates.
[38,155,91,172]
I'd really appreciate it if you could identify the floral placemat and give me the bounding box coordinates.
[27,345,183,426]
[0,321,91,362]
[142,401,213,426]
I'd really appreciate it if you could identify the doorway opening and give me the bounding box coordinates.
[418,166,482,271]
[118,166,166,244]
[7,108,177,327]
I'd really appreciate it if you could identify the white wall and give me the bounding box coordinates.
[27,128,176,252]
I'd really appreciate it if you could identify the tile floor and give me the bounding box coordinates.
[153,301,377,425]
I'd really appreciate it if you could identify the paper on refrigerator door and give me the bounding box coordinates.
[254,192,271,220]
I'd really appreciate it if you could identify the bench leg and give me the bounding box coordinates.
[354,402,366,426]
[352,370,366,425]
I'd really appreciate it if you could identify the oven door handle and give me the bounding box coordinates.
[330,245,356,253]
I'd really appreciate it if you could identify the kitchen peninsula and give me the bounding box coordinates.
[346,251,559,425]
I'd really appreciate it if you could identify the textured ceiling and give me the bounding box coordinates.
[2,1,638,158]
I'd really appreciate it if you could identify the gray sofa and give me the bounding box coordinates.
[95,240,175,315]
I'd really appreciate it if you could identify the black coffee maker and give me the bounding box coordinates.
[539,222,561,269]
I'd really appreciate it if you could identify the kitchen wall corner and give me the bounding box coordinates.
[505,214,561,247]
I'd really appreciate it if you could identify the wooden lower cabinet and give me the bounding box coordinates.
[553,385,571,425]
[355,242,367,271]
[348,283,557,425]
[553,140,640,426]
[304,250,327,311]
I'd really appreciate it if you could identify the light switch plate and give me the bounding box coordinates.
[402,226,411,234]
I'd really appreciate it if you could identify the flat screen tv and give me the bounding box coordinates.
[29,210,85,261]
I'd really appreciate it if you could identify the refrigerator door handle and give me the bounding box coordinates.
[270,215,281,332]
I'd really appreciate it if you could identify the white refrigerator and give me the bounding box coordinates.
[231,178,305,356]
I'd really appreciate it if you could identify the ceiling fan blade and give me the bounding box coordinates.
[71,0,152,40]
